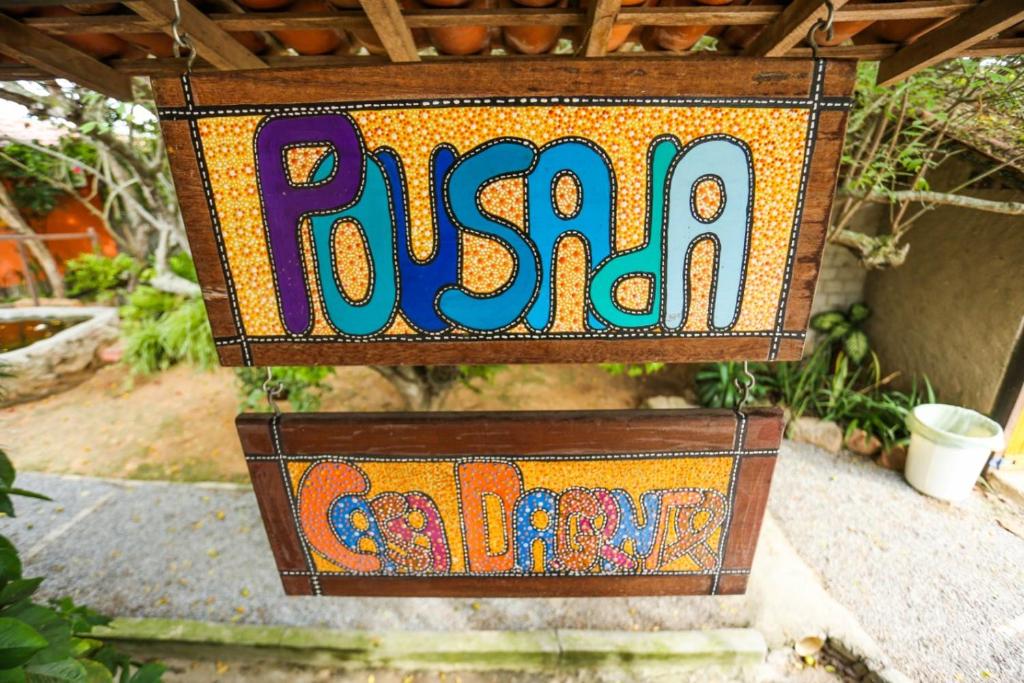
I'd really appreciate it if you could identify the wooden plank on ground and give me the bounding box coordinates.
[123,0,267,71]
[877,0,1024,85]
[0,13,133,101]
[744,0,852,57]
[358,0,420,63]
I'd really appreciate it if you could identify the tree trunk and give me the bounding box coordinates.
[371,365,461,410]
[0,184,65,298]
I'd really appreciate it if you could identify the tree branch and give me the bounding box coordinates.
[842,190,1024,216]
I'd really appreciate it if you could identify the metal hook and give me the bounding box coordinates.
[733,361,756,411]
[262,367,284,415]
[807,0,836,60]
[171,0,197,72]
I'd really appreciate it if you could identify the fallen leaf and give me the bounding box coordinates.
[997,517,1024,540]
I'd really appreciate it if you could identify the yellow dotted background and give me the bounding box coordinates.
[197,105,809,336]
[287,455,733,575]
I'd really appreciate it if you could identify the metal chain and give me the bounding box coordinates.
[171,0,197,72]
[734,361,756,411]
[262,367,285,415]
[807,0,836,60]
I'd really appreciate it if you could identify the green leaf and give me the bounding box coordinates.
[0,666,26,683]
[847,303,871,323]
[4,604,72,667]
[0,453,14,489]
[0,491,51,504]
[23,658,87,683]
[0,497,12,520]
[126,663,164,683]
[66,640,100,662]
[78,661,110,683]
[0,548,22,585]
[844,330,871,364]
[810,311,845,332]
[827,321,852,341]
[0,580,42,607]
[0,619,47,670]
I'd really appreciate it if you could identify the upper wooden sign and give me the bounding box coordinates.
[155,58,855,366]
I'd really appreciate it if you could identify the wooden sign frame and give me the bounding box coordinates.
[155,57,855,366]
[236,408,782,597]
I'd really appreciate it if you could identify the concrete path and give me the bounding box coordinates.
[4,442,1023,681]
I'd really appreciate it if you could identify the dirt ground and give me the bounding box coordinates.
[1,363,686,482]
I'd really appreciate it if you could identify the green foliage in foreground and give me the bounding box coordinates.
[0,448,165,682]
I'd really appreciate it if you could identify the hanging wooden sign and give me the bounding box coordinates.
[236,408,782,596]
[155,58,855,366]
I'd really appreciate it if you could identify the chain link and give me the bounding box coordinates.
[807,0,836,60]
[262,367,284,415]
[171,0,197,72]
[733,361,756,411]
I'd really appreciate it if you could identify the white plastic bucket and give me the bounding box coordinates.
[905,404,1004,502]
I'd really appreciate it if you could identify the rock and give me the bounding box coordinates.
[846,428,882,457]
[0,306,119,406]
[876,445,908,472]
[788,417,843,454]
[640,395,695,410]
[97,340,124,364]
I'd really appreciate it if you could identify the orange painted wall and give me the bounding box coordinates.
[0,189,118,289]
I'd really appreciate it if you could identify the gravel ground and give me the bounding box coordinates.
[6,442,1024,681]
[2,473,741,634]
[769,442,1024,682]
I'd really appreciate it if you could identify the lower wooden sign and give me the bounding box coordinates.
[236,409,782,597]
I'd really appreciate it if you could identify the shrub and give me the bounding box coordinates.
[696,341,935,453]
[118,253,216,374]
[64,253,138,302]
[599,362,666,378]
[809,303,871,364]
[0,448,164,682]
[695,361,772,409]
[120,289,216,374]
[235,366,336,412]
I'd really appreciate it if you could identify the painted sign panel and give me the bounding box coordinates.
[236,409,782,596]
[155,58,855,366]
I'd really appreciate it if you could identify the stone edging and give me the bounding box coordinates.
[94,618,766,672]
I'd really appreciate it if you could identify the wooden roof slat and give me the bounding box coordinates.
[357,0,419,63]
[123,0,267,71]
[877,0,1024,85]
[582,0,622,58]
[743,0,853,58]
[2,36,1022,83]
[24,2,977,34]
[0,12,133,100]
[838,0,976,22]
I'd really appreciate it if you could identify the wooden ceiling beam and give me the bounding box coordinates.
[3,36,1023,84]
[877,0,1024,85]
[23,1,978,34]
[582,0,622,57]
[122,0,267,71]
[743,0,852,57]
[0,13,133,100]
[358,0,420,63]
